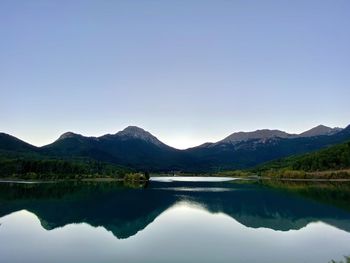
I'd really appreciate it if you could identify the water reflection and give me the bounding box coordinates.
[0,180,350,263]
[1,180,350,237]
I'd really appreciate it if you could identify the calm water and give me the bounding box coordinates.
[0,177,350,263]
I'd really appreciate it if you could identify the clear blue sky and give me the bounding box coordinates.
[1,0,349,149]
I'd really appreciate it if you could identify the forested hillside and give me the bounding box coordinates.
[254,141,350,178]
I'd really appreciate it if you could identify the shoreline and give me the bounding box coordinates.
[258,177,350,182]
[1,176,350,184]
[0,177,125,184]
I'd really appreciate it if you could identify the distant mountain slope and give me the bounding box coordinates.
[186,125,350,171]
[193,125,342,151]
[0,133,38,153]
[298,125,342,137]
[220,129,294,144]
[41,132,105,159]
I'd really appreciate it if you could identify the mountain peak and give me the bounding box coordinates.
[220,129,293,143]
[299,125,342,137]
[57,132,82,140]
[315,124,328,129]
[121,126,147,134]
[116,126,164,146]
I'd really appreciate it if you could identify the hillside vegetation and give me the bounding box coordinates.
[0,155,132,180]
[254,141,350,179]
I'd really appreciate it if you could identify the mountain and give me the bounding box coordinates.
[186,125,350,171]
[0,133,37,153]
[41,132,103,160]
[57,132,88,141]
[298,125,342,137]
[217,125,342,144]
[0,124,349,173]
[220,129,294,144]
[42,126,196,171]
[44,123,350,171]
[113,126,165,147]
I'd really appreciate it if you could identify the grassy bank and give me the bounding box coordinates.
[257,169,350,180]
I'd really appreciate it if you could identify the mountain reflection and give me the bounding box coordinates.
[0,180,350,239]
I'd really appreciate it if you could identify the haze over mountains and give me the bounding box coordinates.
[0,124,349,172]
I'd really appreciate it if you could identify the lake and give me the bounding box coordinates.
[0,177,350,263]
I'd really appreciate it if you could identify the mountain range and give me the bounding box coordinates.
[0,124,349,172]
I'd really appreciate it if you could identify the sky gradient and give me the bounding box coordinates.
[1,0,349,149]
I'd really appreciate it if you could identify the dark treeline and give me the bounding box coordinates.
[0,157,132,180]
